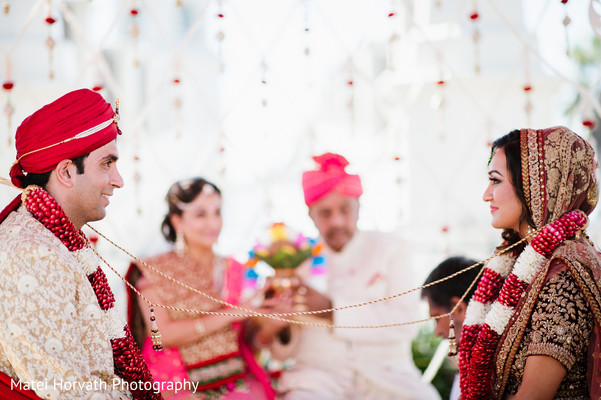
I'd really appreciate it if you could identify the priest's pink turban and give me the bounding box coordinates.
[1,88,120,222]
[302,152,363,206]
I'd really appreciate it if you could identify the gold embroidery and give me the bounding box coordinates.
[0,208,128,398]
[588,183,599,209]
[499,267,593,399]
[495,263,549,399]
[527,131,543,228]
[137,252,239,367]
[520,130,531,211]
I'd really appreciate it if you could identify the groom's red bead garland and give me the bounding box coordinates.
[22,186,162,400]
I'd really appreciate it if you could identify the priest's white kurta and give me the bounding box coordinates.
[276,230,441,400]
[0,207,131,400]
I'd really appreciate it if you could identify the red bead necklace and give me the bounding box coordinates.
[22,186,162,400]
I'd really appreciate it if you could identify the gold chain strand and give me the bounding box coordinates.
[86,223,531,328]
[0,177,539,327]
[90,244,448,329]
[87,223,526,317]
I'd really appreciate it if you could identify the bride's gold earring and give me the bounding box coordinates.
[526,225,535,237]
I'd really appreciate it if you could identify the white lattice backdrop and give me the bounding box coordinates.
[1,0,601,315]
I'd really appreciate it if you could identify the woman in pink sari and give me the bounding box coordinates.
[459,127,601,400]
[126,178,275,400]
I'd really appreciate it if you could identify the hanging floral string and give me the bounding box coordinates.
[216,0,225,73]
[44,0,57,80]
[434,50,446,140]
[303,0,311,59]
[172,63,182,139]
[130,1,140,67]
[469,0,480,74]
[561,0,571,56]
[2,64,14,146]
[522,46,533,126]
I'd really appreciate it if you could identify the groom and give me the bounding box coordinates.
[0,89,160,400]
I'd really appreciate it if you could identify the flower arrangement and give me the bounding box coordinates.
[246,222,322,270]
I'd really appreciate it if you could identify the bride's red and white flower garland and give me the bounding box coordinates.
[458,210,588,400]
[22,185,162,400]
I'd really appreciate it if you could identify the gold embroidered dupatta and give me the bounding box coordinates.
[494,127,601,399]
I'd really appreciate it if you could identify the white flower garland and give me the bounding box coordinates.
[463,300,490,326]
[74,247,99,275]
[488,252,516,276]
[104,308,127,340]
[463,252,516,327]
[476,245,547,335]
[512,246,546,282]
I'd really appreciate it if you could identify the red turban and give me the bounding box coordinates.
[1,88,120,223]
[9,88,120,188]
[302,152,363,206]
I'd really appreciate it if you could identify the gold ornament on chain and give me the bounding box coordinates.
[448,317,457,356]
[149,308,163,351]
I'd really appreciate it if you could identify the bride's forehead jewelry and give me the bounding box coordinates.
[168,181,217,211]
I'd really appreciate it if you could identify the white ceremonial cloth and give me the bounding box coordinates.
[277,230,441,400]
[0,207,131,400]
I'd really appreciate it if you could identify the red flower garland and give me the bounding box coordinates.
[459,257,510,396]
[23,186,162,400]
[459,210,587,399]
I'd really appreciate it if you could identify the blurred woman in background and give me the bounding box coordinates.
[126,177,275,400]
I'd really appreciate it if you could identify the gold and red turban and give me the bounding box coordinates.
[1,88,120,222]
[302,152,363,206]
[10,88,120,188]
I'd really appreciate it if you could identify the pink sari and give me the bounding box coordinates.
[127,256,275,400]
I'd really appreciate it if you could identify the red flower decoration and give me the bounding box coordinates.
[437,80,445,86]
[45,16,56,25]
[523,85,532,92]
[469,11,479,20]
[2,81,14,91]
[130,9,139,16]
[217,13,224,18]
[92,85,103,92]
[388,12,395,17]
[582,119,596,129]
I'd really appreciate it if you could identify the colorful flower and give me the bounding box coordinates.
[246,223,322,270]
